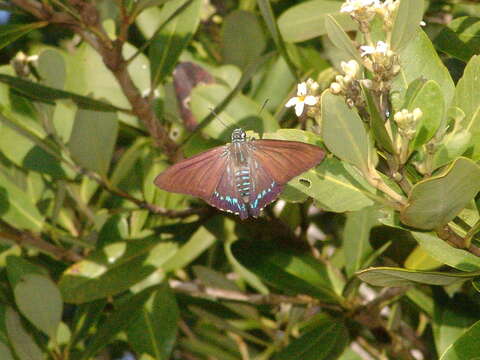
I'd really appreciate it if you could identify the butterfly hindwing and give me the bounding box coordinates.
[154,146,229,201]
[247,157,284,218]
[209,161,249,219]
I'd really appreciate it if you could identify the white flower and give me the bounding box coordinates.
[285,82,318,117]
[360,40,389,57]
[420,20,426,26]
[341,0,379,13]
[341,60,360,78]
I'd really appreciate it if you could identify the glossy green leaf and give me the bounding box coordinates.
[59,237,178,303]
[453,55,480,125]
[0,113,69,178]
[81,287,156,360]
[0,22,47,51]
[0,171,44,232]
[190,83,278,142]
[278,0,356,43]
[222,10,266,70]
[357,266,476,287]
[391,31,455,113]
[401,158,480,229]
[391,0,424,51]
[128,281,179,359]
[149,0,201,87]
[68,109,118,176]
[435,17,480,62]
[232,241,343,304]
[363,85,394,153]
[412,232,480,271]
[37,49,66,90]
[13,274,62,339]
[0,74,123,112]
[274,318,348,360]
[408,80,445,150]
[288,158,379,212]
[404,245,443,270]
[440,320,480,360]
[325,15,363,64]
[257,0,297,78]
[433,108,472,169]
[0,343,14,360]
[321,91,370,172]
[5,307,43,360]
[434,301,476,357]
[343,207,379,277]
[161,225,217,272]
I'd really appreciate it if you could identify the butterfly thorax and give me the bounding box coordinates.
[230,129,253,203]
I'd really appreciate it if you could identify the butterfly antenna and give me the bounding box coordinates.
[208,106,232,130]
[259,98,269,115]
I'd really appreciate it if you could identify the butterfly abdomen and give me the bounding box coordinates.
[235,168,251,202]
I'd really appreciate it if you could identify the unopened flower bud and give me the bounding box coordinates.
[330,82,342,94]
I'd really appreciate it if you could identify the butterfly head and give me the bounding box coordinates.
[231,128,247,143]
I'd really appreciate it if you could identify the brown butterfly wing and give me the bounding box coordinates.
[251,139,325,184]
[154,146,229,201]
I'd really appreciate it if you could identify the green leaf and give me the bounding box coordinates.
[59,237,178,303]
[357,266,476,287]
[278,0,356,43]
[222,10,266,70]
[5,307,43,360]
[232,241,343,304]
[434,301,476,357]
[391,0,424,51]
[0,343,14,360]
[363,85,394,153]
[434,17,480,62]
[412,232,480,272]
[440,320,480,360]
[321,91,370,172]
[0,171,44,232]
[404,245,443,270]
[13,274,62,339]
[391,31,455,113]
[0,74,124,112]
[190,83,279,142]
[408,80,445,151]
[149,0,201,87]
[343,207,379,277]
[257,0,297,78]
[38,49,66,90]
[68,109,119,176]
[80,287,156,360]
[0,22,47,51]
[453,55,480,125]
[325,15,363,64]
[0,113,69,178]
[161,225,217,272]
[273,318,348,360]
[401,158,480,229]
[128,281,179,360]
[288,158,379,212]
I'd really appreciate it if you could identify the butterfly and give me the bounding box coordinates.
[154,129,325,219]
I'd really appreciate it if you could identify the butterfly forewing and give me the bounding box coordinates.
[154,146,228,200]
[251,139,325,184]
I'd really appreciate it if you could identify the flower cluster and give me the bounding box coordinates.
[394,108,422,140]
[330,60,368,108]
[285,79,319,117]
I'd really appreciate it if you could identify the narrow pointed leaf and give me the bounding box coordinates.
[440,320,480,360]
[0,22,47,51]
[357,266,477,287]
[325,15,363,64]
